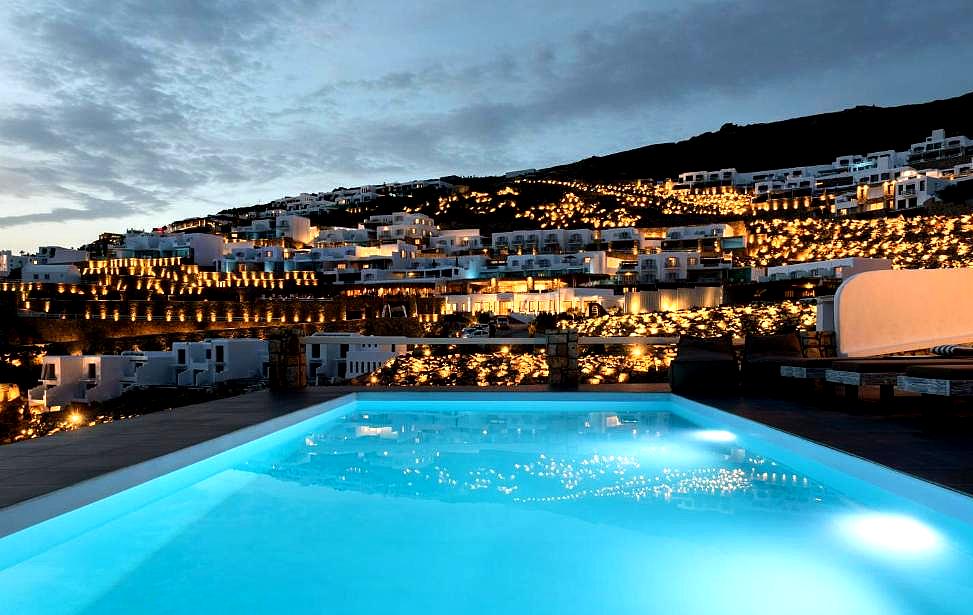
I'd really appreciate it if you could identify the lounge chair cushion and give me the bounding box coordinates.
[670,358,738,392]
[744,356,834,369]
[905,364,973,379]
[930,345,973,357]
[744,333,803,360]
[778,357,835,367]
[675,335,735,361]
[831,357,963,373]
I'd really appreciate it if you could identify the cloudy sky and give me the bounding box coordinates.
[1,0,972,253]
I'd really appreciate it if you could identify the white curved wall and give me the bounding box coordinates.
[834,269,973,357]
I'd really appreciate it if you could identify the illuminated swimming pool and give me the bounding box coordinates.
[1,392,972,614]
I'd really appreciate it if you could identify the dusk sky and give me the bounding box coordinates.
[1,0,972,253]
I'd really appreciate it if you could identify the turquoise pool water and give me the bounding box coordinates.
[1,393,972,614]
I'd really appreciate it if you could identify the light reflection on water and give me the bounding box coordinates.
[247,409,840,516]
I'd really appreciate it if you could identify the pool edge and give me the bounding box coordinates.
[0,393,359,539]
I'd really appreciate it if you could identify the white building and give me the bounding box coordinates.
[275,215,316,244]
[664,223,736,242]
[662,224,746,256]
[384,178,452,195]
[429,229,483,253]
[115,232,225,268]
[677,168,737,187]
[330,185,381,206]
[504,169,537,178]
[28,355,130,413]
[491,228,595,252]
[444,287,622,316]
[172,339,268,388]
[22,263,82,284]
[28,246,89,265]
[367,212,436,243]
[0,250,9,278]
[27,339,270,412]
[281,192,338,216]
[598,227,659,251]
[119,350,179,389]
[315,226,372,245]
[232,218,273,239]
[221,244,288,273]
[941,159,973,181]
[633,251,697,283]
[908,129,973,167]
[893,169,950,210]
[305,333,406,384]
[502,251,610,276]
[761,257,892,283]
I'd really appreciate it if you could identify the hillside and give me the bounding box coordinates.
[207,92,973,237]
[544,92,973,181]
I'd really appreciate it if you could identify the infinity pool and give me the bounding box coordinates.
[1,393,972,614]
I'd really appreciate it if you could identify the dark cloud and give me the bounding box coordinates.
[308,0,973,171]
[0,0,336,228]
[1,0,972,236]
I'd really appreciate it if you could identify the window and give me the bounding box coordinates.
[311,344,321,359]
[215,345,224,363]
[919,180,925,191]
[87,363,97,379]
[177,349,186,364]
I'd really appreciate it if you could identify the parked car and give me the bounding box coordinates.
[494,316,510,330]
[461,327,490,339]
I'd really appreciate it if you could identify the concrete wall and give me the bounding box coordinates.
[834,269,973,357]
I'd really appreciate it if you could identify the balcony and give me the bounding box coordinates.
[28,385,49,403]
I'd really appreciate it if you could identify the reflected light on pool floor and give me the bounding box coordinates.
[837,513,943,556]
[692,429,736,443]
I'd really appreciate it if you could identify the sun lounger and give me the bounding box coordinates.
[778,357,836,379]
[740,333,803,389]
[669,335,737,394]
[826,357,973,400]
[897,363,973,397]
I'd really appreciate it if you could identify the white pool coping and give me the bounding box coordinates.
[2,391,972,541]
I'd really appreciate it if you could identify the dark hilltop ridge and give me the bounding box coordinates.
[542,92,973,181]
